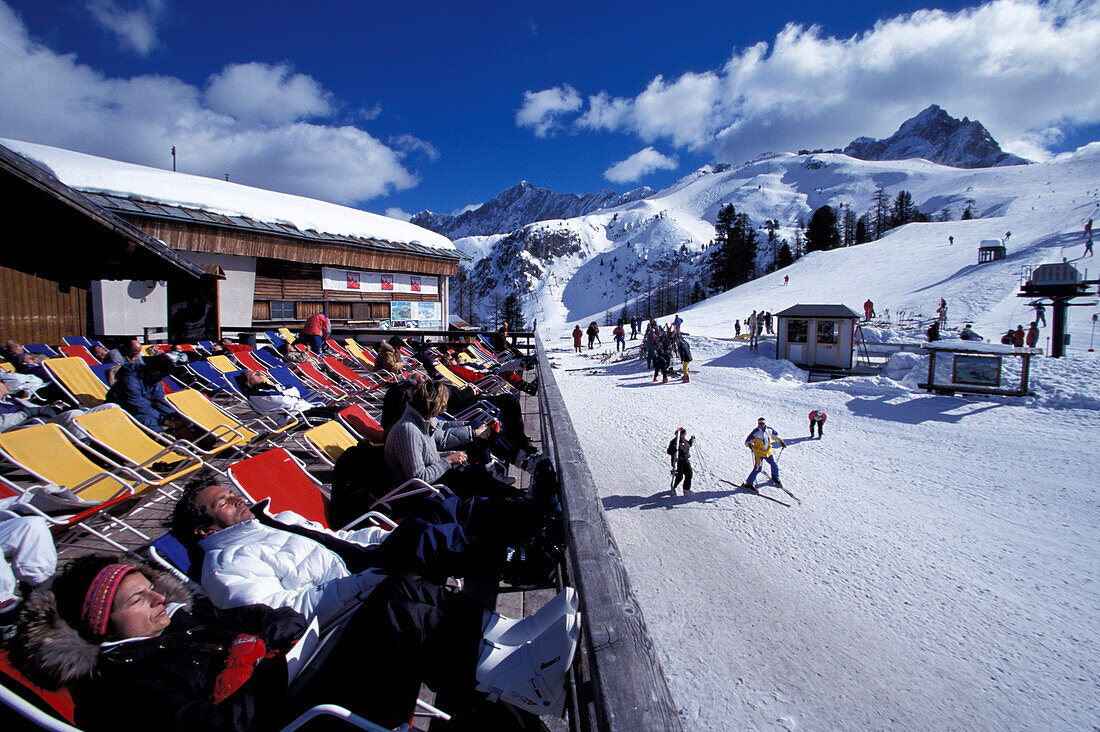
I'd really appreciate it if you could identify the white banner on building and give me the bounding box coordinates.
[321,267,438,295]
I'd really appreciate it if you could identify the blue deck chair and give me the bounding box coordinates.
[24,344,58,356]
[267,366,329,406]
[89,363,117,386]
[197,340,216,352]
[61,336,93,347]
[148,531,204,582]
[265,330,288,348]
[186,362,245,397]
[252,348,285,369]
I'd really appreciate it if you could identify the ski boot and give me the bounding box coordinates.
[681,374,690,383]
[740,482,757,492]
[662,375,668,383]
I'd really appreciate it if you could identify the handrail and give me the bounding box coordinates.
[533,335,682,731]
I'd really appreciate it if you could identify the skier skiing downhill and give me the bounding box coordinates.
[668,428,694,496]
[743,417,786,488]
[809,410,827,438]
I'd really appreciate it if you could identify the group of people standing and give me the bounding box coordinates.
[735,310,771,351]
[642,320,692,383]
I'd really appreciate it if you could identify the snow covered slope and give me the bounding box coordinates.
[460,142,1099,342]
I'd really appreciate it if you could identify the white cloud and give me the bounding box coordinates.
[0,2,422,205]
[604,147,678,183]
[385,207,413,221]
[86,0,167,56]
[389,133,440,161]
[535,1,1100,162]
[516,84,582,137]
[204,62,333,125]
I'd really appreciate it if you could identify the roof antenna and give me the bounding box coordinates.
[171,145,176,171]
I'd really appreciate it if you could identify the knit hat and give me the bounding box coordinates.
[81,564,137,637]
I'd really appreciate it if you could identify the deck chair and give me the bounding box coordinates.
[320,356,388,391]
[40,357,108,407]
[267,366,335,405]
[24,344,58,357]
[432,361,473,389]
[57,345,99,366]
[89,363,118,386]
[70,408,211,486]
[0,362,13,373]
[265,329,288,348]
[205,354,240,374]
[300,420,360,467]
[252,348,286,369]
[231,349,269,371]
[296,362,365,401]
[227,447,395,532]
[185,361,244,398]
[148,530,203,583]
[324,338,355,360]
[336,404,385,444]
[197,339,216,352]
[61,336,93,347]
[278,327,296,344]
[164,389,293,454]
[342,340,376,369]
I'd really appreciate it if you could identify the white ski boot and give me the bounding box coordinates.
[482,587,579,646]
[475,610,580,715]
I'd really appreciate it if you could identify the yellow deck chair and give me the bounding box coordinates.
[41,357,108,407]
[206,354,240,374]
[165,389,296,450]
[300,420,359,466]
[72,408,207,486]
[432,362,470,389]
[0,423,141,503]
[278,327,296,344]
[0,362,13,373]
[343,340,376,369]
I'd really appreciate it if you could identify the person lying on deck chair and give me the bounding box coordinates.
[162,477,579,726]
[234,370,340,426]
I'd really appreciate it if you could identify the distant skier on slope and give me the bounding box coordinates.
[808,409,827,439]
[572,325,583,353]
[667,428,695,496]
[742,417,786,489]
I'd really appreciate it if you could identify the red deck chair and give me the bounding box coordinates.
[230,349,270,371]
[296,361,366,400]
[0,647,76,726]
[337,403,385,444]
[57,345,100,367]
[320,356,389,392]
[324,338,355,360]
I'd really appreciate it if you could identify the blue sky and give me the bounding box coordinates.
[1,0,1098,221]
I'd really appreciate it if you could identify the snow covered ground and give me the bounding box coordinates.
[546,189,1099,727]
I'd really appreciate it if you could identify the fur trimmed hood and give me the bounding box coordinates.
[9,560,193,691]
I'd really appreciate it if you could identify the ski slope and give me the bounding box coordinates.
[548,181,1100,727]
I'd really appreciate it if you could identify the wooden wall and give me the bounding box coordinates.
[0,264,87,344]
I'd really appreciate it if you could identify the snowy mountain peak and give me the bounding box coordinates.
[411,181,653,239]
[844,104,1028,169]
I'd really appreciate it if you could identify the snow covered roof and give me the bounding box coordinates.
[0,138,455,256]
[775,304,861,319]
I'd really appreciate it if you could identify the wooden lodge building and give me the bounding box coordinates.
[0,139,460,344]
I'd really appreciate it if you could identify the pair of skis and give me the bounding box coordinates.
[719,478,801,507]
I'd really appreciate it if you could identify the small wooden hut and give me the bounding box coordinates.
[774,304,860,370]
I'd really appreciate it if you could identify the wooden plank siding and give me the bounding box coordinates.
[0,264,87,344]
[125,217,459,277]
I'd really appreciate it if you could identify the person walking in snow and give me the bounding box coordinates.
[672,314,683,334]
[784,275,789,285]
[643,322,657,368]
[1026,322,1040,348]
[864,299,875,320]
[629,315,639,340]
[613,321,626,352]
[742,417,786,488]
[667,428,695,495]
[1034,303,1047,326]
[808,409,827,439]
[586,322,599,349]
[949,235,954,246]
[676,334,693,383]
[747,310,758,351]
[937,299,948,327]
[652,330,673,384]
[734,319,741,338]
[572,325,583,354]
[1011,325,1025,347]
[764,311,773,335]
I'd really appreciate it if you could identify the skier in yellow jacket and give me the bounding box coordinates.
[742,417,786,489]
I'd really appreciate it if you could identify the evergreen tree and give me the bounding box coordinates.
[805,205,840,252]
[855,214,871,244]
[691,281,706,303]
[498,292,525,330]
[871,187,890,239]
[892,190,915,228]
[843,205,857,247]
[775,241,794,269]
